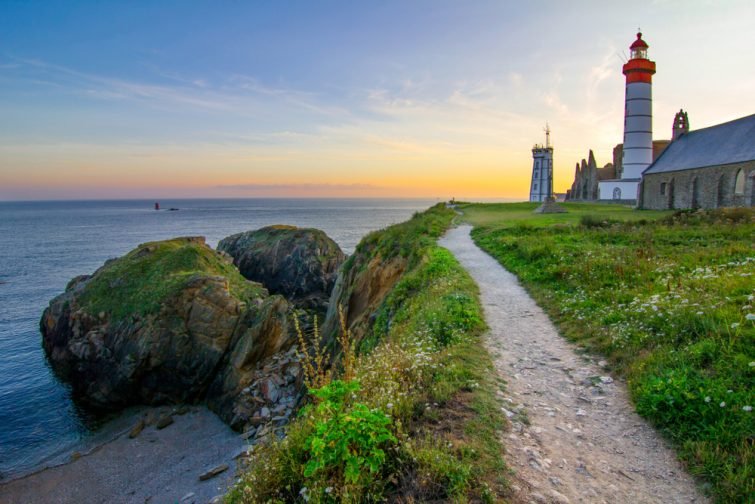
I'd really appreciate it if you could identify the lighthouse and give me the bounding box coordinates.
[621,32,656,179]
[529,124,553,202]
[598,31,656,202]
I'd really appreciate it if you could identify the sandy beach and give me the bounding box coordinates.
[0,406,247,504]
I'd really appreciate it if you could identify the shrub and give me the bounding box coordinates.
[302,380,397,502]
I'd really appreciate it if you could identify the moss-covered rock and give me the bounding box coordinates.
[218,225,345,311]
[40,237,297,429]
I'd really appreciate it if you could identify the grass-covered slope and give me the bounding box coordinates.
[78,237,264,321]
[469,204,754,502]
[226,205,509,503]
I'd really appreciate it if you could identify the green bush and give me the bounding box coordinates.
[303,380,397,501]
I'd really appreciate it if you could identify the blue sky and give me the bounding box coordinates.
[1,0,754,199]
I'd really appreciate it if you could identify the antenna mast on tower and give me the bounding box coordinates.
[544,123,551,148]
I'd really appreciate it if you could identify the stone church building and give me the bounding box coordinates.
[639,113,755,209]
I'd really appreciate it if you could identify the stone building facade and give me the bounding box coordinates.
[640,160,754,209]
[640,113,755,210]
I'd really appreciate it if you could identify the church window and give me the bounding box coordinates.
[734,169,745,195]
[534,183,538,190]
[660,182,666,195]
[613,187,622,200]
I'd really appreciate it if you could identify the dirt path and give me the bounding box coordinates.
[439,225,706,504]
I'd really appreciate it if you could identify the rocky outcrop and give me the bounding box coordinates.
[320,238,408,352]
[218,226,345,311]
[40,237,299,431]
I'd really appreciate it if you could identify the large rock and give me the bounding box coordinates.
[321,239,407,349]
[218,226,345,311]
[40,237,297,428]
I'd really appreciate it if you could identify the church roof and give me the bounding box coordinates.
[643,114,755,175]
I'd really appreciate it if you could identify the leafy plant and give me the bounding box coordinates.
[303,380,396,501]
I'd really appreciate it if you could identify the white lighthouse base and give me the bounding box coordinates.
[598,179,640,203]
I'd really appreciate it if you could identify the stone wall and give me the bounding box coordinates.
[640,160,755,210]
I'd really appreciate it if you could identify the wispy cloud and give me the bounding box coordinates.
[6,57,349,120]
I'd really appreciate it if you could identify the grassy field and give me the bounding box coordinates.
[463,202,754,503]
[226,205,509,503]
[460,201,671,229]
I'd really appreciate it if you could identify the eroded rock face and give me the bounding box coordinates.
[321,246,407,348]
[40,237,299,430]
[218,226,345,311]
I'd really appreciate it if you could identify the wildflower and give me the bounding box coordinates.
[696,311,704,316]
[704,396,711,403]
[325,487,333,494]
[300,487,310,502]
[750,362,755,367]
[746,313,755,321]
[743,406,752,412]
[720,402,726,408]
[731,323,740,329]
[386,402,393,409]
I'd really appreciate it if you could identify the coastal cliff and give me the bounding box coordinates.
[40,236,298,432]
[40,208,455,442]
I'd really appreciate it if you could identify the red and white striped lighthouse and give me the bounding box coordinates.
[621,32,656,180]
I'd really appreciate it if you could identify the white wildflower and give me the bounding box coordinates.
[743,406,752,412]
[704,396,711,403]
[720,402,726,408]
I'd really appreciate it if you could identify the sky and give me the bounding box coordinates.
[1,0,754,200]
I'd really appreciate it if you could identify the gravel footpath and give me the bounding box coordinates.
[0,406,246,504]
[439,225,706,504]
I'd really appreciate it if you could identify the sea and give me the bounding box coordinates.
[0,197,438,479]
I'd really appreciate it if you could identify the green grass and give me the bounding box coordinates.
[348,203,454,271]
[468,204,754,503]
[225,205,509,503]
[460,201,671,229]
[78,237,265,322]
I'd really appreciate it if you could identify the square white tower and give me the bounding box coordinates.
[530,125,553,202]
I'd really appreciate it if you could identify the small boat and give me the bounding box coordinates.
[168,208,179,211]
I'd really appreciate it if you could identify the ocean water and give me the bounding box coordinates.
[0,198,435,479]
